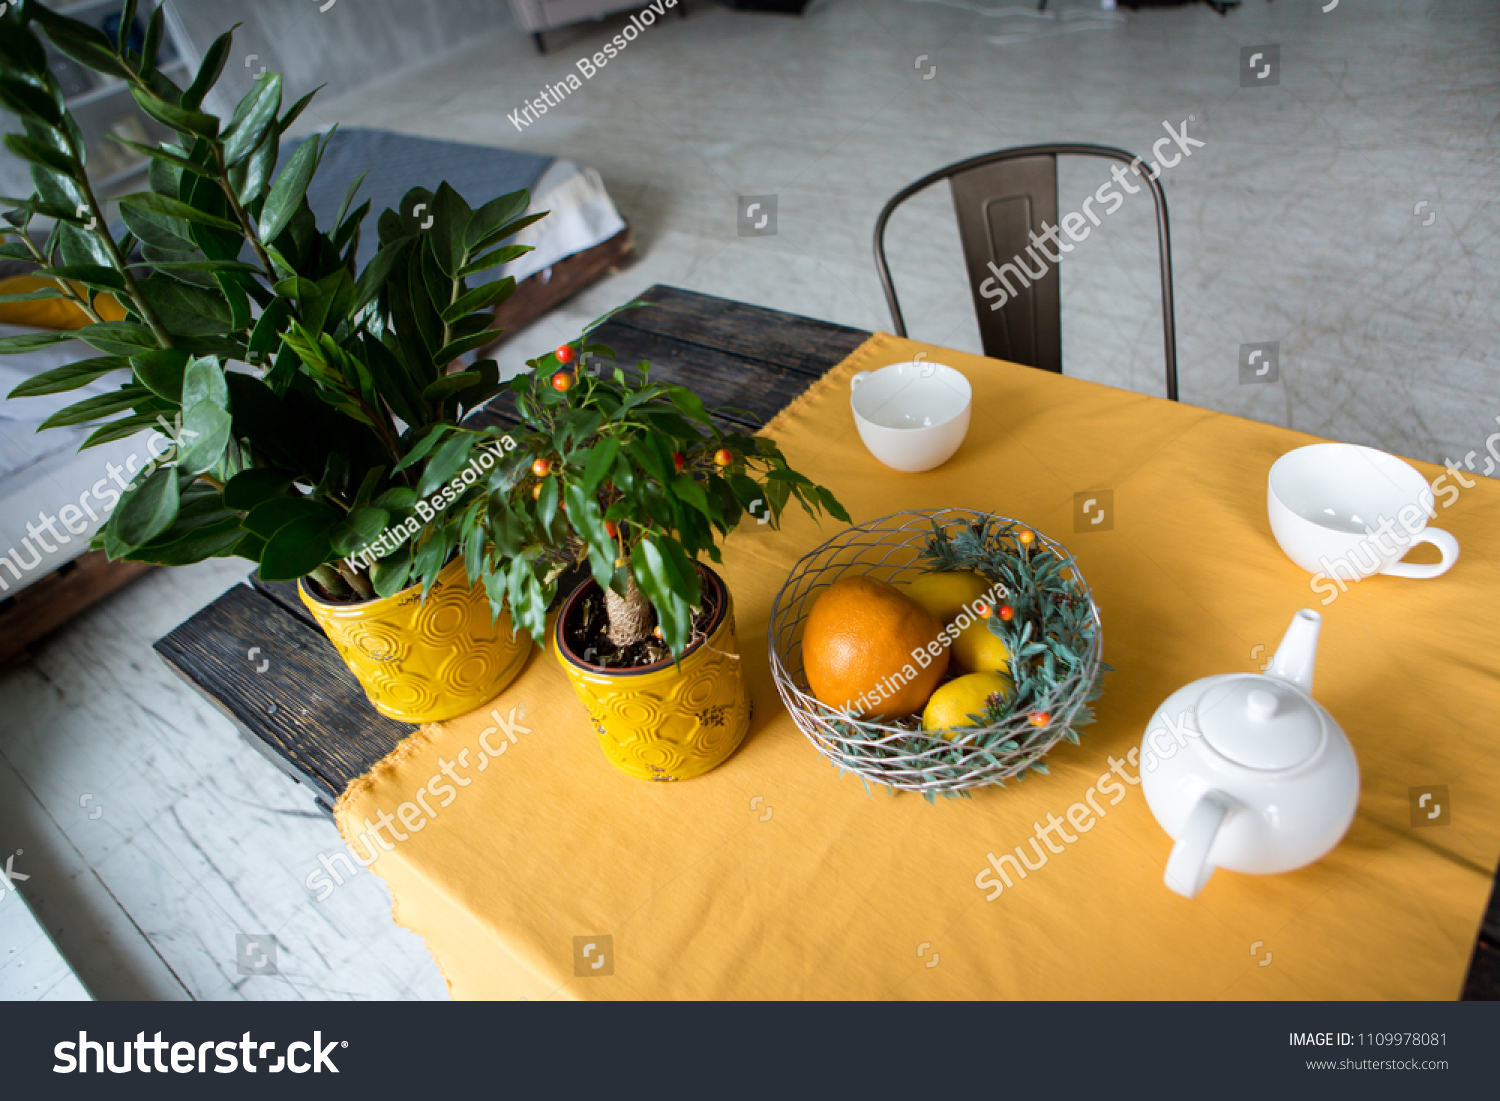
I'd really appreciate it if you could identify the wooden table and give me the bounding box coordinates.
[153,283,1500,999]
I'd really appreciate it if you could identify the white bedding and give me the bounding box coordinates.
[502,158,627,284]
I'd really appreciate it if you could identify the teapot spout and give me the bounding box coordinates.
[1268,609,1322,694]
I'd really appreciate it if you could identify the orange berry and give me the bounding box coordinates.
[1018,529,1035,547]
[604,520,618,537]
[532,457,551,477]
[1029,711,1051,727]
[974,602,991,617]
[555,343,575,364]
[652,625,663,639]
[672,451,685,472]
[614,556,625,568]
[532,484,542,499]
[552,372,573,392]
[998,604,1014,621]
[713,448,732,467]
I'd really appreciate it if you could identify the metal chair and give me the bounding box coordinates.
[873,144,1179,401]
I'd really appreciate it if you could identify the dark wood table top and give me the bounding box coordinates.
[152,283,1500,999]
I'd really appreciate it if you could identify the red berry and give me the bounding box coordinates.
[532,458,551,477]
[1029,711,1051,727]
[604,520,618,537]
[974,602,991,617]
[552,372,574,392]
[713,448,733,467]
[672,452,686,472]
[999,604,1014,621]
[555,343,575,364]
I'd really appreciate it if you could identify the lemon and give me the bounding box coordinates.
[923,671,1013,733]
[952,617,1011,675]
[903,571,992,624]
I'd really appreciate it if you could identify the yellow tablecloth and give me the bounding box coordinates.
[335,334,1500,999]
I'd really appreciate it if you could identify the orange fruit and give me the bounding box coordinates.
[803,575,949,720]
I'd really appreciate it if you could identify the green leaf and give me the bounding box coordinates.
[580,436,620,493]
[223,468,295,511]
[0,329,77,354]
[38,386,151,429]
[332,507,389,557]
[140,3,165,74]
[135,276,234,336]
[176,400,232,476]
[233,123,278,205]
[334,169,368,231]
[36,264,123,292]
[425,182,471,277]
[420,371,480,405]
[440,277,515,324]
[416,432,475,497]
[247,297,292,364]
[259,513,338,581]
[630,535,693,656]
[244,495,336,539]
[118,0,140,52]
[3,134,76,178]
[110,138,215,177]
[182,356,229,411]
[467,211,548,256]
[371,542,412,598]
[114,467,180,546]
[456,245,529,279]
[258,134,319,242]
[6,356,129,398]
[75,413,155,452]
[129,86,219,139]
[181,27,237,111]
[0,76,64,126]
[465,189,530,252]
[433,329,497,369]
[130,348,190,402]
[222,72,282,166]
[31,9,133,81]
[75,321,159,356]
[118,191,240,233]
[277,85,325,135]
[351,236,410,313]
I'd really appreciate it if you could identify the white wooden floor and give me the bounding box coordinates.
[2,0,1496,999]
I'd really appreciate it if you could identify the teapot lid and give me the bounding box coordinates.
[1197,675,1324,771]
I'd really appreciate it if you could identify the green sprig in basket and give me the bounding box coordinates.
[768,508,1108,797]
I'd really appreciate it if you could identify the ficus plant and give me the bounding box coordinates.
[393,312,852,662]
[0,1,544,599]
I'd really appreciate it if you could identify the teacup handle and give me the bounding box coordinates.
[1380,527,1459,579]
[850,371,871,391]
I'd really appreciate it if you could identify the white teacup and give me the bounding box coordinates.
[849,360,971,473]
[1267,443,1459,581]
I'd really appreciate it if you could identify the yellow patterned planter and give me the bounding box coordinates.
[554,567,751,781]
[299,558,533,723]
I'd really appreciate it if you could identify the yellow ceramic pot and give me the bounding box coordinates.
[299,558,533,723]
[554,567,750,781]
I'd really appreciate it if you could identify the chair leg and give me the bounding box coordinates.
[532,31,546,54]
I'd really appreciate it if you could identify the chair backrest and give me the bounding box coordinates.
[874,144,1178,401]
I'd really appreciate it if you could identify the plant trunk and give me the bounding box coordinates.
[604,576,653,648]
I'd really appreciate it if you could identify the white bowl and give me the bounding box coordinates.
[849,360,971,473]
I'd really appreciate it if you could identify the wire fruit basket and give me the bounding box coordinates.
[768,508,1106,796]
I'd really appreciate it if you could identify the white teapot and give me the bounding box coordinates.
[1139,609,1359,898]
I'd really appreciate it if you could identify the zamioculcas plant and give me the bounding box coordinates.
[0,1,544,602]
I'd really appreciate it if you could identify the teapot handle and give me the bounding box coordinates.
[1164,791,1232,898]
